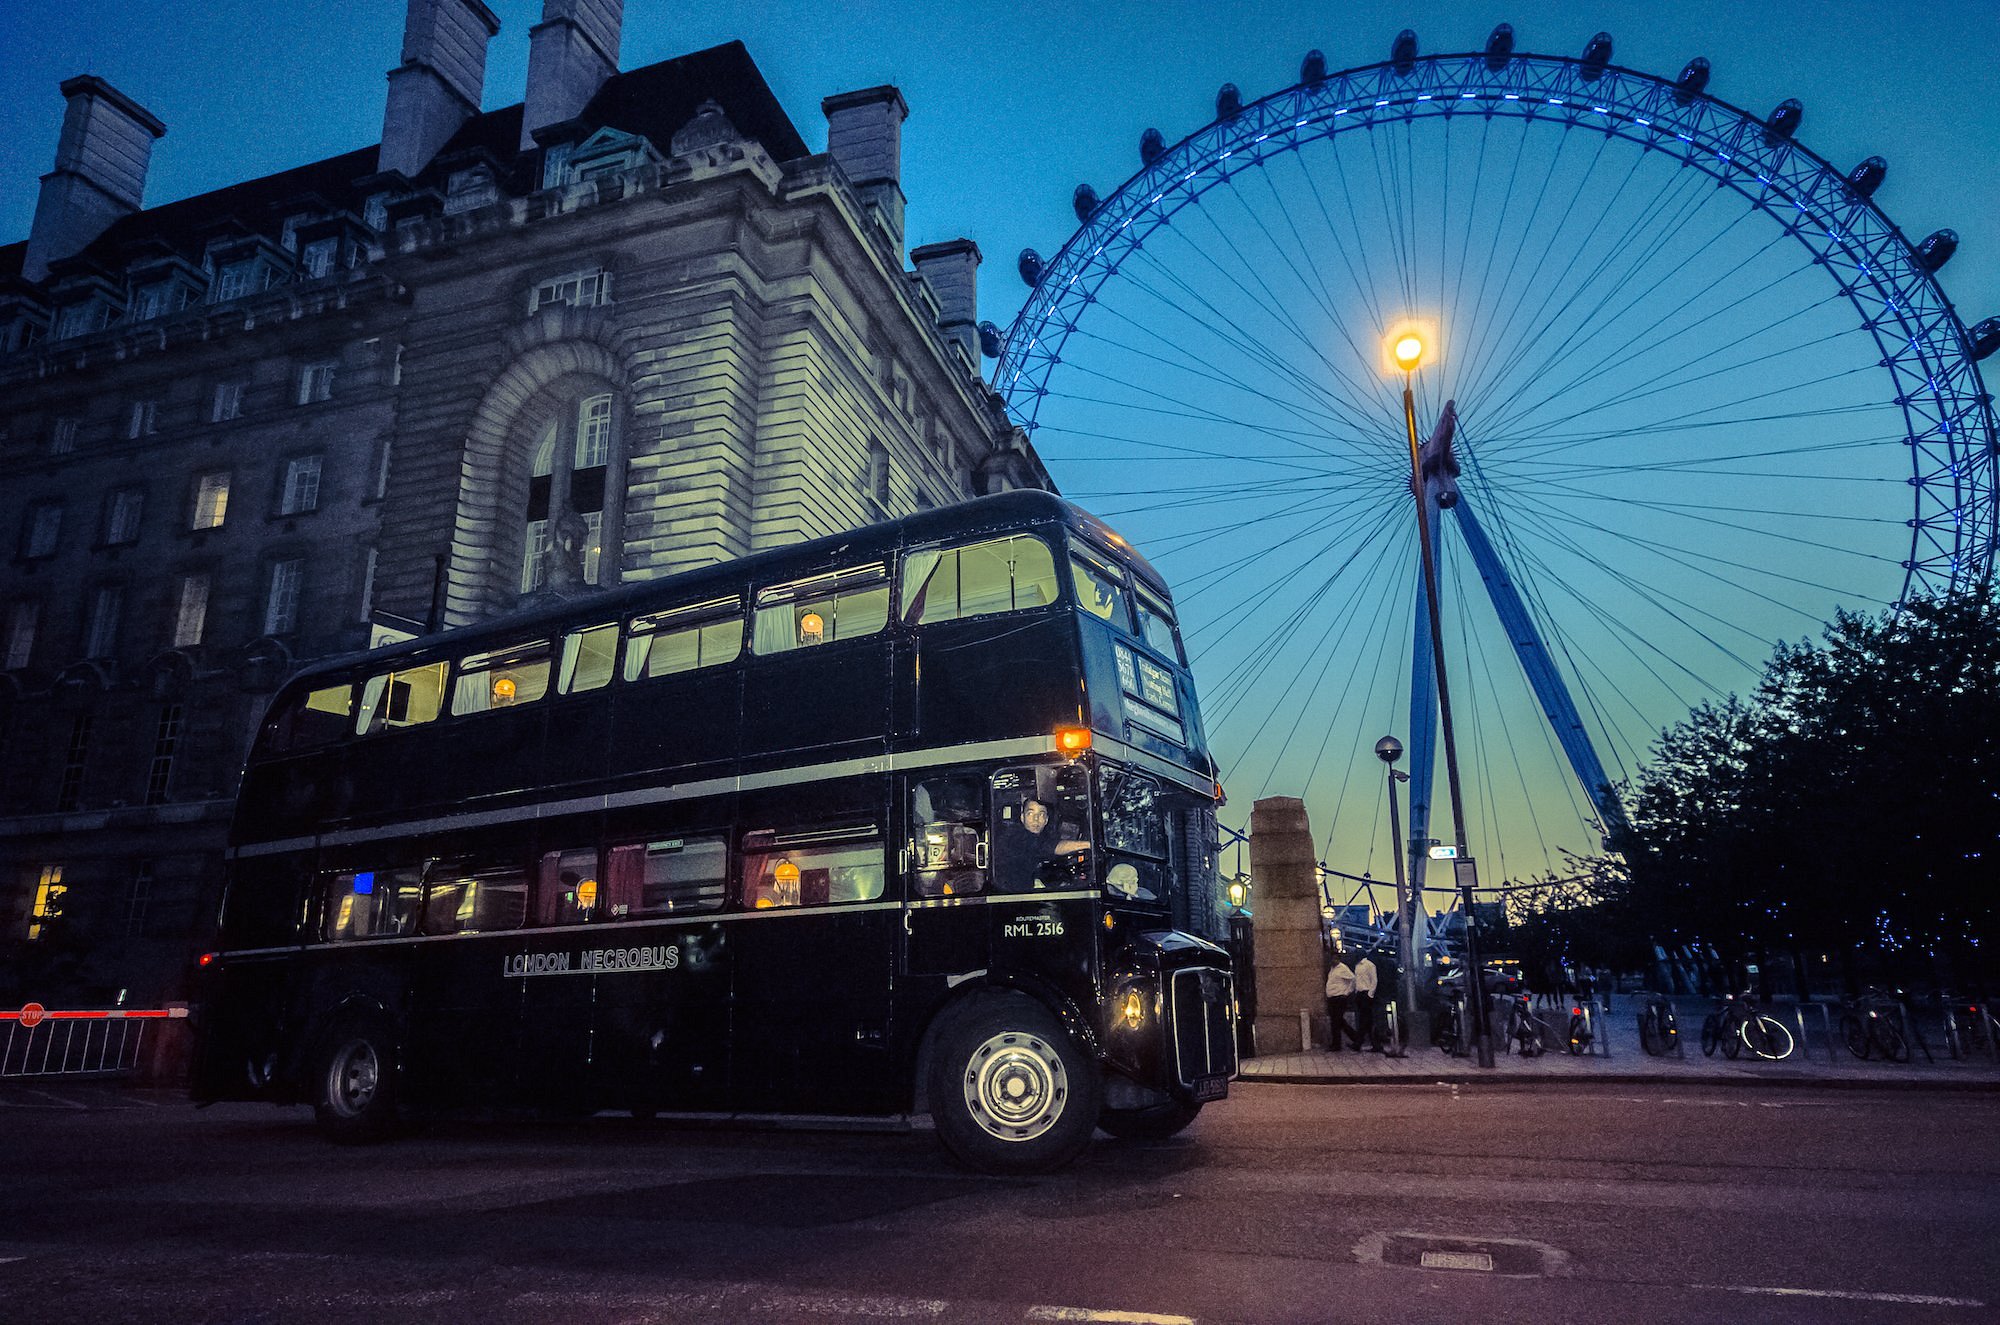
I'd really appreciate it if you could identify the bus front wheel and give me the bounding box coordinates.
[313,1018,401,1144]
[1097,1098,1201,1141]
[928,997,1101,1174]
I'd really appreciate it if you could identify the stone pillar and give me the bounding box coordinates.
[1248,796,1324,1054]
[378,0,502,178]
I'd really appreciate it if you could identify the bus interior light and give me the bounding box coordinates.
[1055,725,1092,754]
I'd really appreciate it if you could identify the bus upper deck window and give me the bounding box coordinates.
[1068,545,1132,631]
[901,535,1058,625]
[557,623,618,694]
[451,642,551,715]
[753,566,889,654]
[624,597,743,681]
[1133,588,1183,663]
[356,662,448,735]
[266,681,354,753]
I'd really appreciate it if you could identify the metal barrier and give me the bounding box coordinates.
[0,1005,187,1079]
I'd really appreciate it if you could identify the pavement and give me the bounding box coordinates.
[1241,996,2000,1090]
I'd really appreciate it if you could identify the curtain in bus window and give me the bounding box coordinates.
[557,623,619,694]
[741,830,885,908]
[451,642,551,715]
[753,567,889,653]
[537,847,603,925]
[912,774,987,897]
[901,535,1059,625]
[988,766,1092,893]
[355,662,448,734]
[625,598,743,681]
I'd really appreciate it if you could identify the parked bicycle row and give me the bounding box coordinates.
[1632,985,2000,1064]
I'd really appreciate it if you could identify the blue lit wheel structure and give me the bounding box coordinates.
[995,30,1999,893]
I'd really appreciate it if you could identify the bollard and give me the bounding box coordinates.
[1299,1008,1313,1053]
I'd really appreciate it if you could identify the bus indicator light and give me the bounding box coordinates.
[1055,726,1092,754]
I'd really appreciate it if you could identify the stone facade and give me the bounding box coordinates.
[0,10,1047,1005]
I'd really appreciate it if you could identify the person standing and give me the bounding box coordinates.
[1352,951,1381,1051]
[1324,955,1356,1052]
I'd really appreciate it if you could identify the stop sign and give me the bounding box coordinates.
[18,1002,45,1028]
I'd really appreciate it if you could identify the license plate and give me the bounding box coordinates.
[1192,1074,1229,1103]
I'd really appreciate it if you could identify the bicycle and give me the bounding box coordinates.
[1497,990,1546,1057]
[1700,990,1795,1061]
[1565,1000,1595,1055]
[1839,987,1911,1062]
[1941,992,1991,1061]
[1431,987,1467,1057]
[1637,992,1680,1057]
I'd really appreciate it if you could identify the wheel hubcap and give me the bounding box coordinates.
[328,1040,379,1118]
[963,1031,1066,1143]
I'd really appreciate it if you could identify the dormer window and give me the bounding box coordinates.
[280,214,310,252]
[444,168,497,215]
[55,301,108,340]
[363,196,390,232]
[541,142,576,190]
[213,260,257,302]
[529,269,611,315]
[566,127,665,187]
[302,239,338,281]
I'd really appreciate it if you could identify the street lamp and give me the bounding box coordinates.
[1375,735,1419,1057]
[1390,330,1495,1067]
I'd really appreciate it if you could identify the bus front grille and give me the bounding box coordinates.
[1169,966,1237,1086]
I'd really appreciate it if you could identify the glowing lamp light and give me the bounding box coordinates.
[1055,725,1092,754]
[492,676,517,703]
[197,952,217,968]
[1121,989,1145,1028]
[1392,333,1425,370]
[576,878,599,909]
[799,612,826,644]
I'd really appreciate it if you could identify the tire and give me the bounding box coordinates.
[1639,1011,1661,1057]
[1842,1013,1872,1060]
[1720,1019,1743,1059]
[1700,1013,1721,1057]
[1748,1016,1795,1061]
[1875,1019,1910,1064]
[927,997,1101,1175]
[1566,1014,1590,1055]
[313,1018,401,1144]
[1097,1098,1201,1141]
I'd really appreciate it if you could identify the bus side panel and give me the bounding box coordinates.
[194,953,299,1102]
[899,613,1084,749]
[607,663,742,782]
[418,703,548,811]
[741,638,890,762]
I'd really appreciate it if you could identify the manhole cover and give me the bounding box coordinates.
[1355,1231,1568,1278]
[1420,1249,1495,1272]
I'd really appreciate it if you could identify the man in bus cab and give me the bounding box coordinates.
[994,797,1088,891]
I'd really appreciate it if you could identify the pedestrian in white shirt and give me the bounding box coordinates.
[1324,957,1356,1052]
[1352,952,1381,1051]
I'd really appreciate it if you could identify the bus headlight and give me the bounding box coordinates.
[1121,988,1145,1029]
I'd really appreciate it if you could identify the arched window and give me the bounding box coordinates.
[520,391,615,594]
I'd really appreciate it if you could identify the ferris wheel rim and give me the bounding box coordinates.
[995,46,1999,602]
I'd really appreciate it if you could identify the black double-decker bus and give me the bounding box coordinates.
[192,491,1235,1172]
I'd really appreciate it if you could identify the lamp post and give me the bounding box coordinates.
[1392,333,1495,1067]
[1374,735,1419,1057]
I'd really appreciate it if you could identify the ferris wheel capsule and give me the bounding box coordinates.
[1140,127,1165,166]
[1917,229,1959,272]
[1846,156,1888,199]
[1216,83,1243,119]
[1579,32,1613,80]
[1764,98,1804,143]
[1484,24,1516,72]
[1018,248,1044,288]
[1970,317,2000,362]
[1391,29,1418,77]
[1301,49,1327,84]
[1073,184,1101,223]
[1674,56,1711,104]
[977,321,1003,359]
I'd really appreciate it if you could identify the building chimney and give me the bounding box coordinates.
[910,239,982,372]
[520,0,623,150]
[378,0,502,179]
[23,76,166,283]
[821,86,908,253]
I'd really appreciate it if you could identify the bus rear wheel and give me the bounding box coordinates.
[928,998,1100,1174]
[1097,1098,1201,1141]
[313,1018,401,1144]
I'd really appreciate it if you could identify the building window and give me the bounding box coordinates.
[363,196,389,232]
[302,238,337,280]
[4,599,37,669]
[264,559,304,635]
[126,861,154,937]
[867,436,891,507]
[520,518,550,594]
[213,260,257,302]
[372,440,393,500]
[131,284,167,321]
[28,865,65,941]
[541,141,575,189]
[191,473,230,530]
[280,455,323,515]
[444,169,496,215]
[145,703,183,805]
[297,361,336,405]
[575,394,613,468]
[55,302,104,339]
[57,717,91,812]
[126,400,158,439]
[171,573,209,647]
[83,584,122,658]
[102,487,144,546]
[211,382,245,422]
[21,500,63,559]
[49,418,79,455]
[529,269,610,314]
[357,547,377,623]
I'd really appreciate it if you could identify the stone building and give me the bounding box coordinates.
[0,0,1048,1004]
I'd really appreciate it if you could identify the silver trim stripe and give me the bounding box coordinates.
[231,735,1064,860]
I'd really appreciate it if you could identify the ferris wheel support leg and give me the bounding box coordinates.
[1405,492,1444,963]
[1448,496,1625,838]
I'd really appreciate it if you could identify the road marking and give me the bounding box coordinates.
[1026,1309,1196,1324]
[0,1257,26,1265]
[1699,1285,1985,1308]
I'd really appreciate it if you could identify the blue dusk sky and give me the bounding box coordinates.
[6,1,1998,897]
